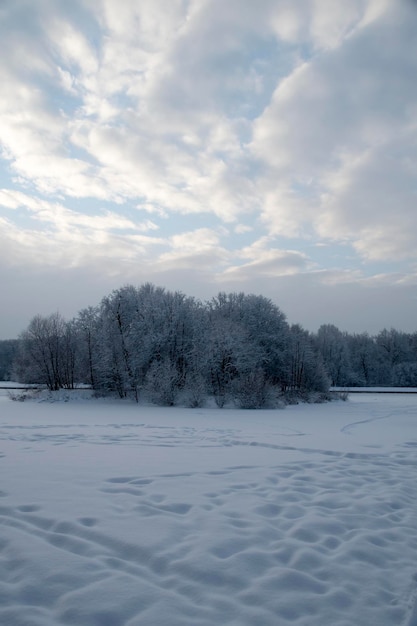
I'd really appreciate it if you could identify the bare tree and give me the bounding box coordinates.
[16,313,76,390]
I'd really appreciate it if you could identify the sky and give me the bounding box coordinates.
[1,0,417,339]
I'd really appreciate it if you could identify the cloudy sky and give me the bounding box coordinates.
[1,0,417,339]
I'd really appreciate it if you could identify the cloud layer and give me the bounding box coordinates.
[0,0,416,336]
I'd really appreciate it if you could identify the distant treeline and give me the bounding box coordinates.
[0,340,18,381]
[2,284,417,407]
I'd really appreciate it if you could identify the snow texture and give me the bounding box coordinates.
[1,390,417,625]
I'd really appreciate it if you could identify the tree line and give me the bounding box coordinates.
[1,284,416,407]
[315,324,417,388]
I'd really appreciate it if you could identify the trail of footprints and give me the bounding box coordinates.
[1,457,417,625]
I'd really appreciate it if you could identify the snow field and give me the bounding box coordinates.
[0,392,417,625]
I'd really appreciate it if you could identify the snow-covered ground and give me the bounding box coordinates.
[1,390,417,626]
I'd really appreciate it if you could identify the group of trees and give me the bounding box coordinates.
[314,324,417,388]
[2,284,416,407]
[7,284,329,407]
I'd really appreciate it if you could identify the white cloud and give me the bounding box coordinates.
[267,0,386,49]
[220,236,312,281]
[0,1,277,219]
[317,135,417,260]
[46,17,98,78]
[0,189,165,271]
[0,215,165,271]
[234,224,253,234]
[251,0,417,259]
[156,228,230,271]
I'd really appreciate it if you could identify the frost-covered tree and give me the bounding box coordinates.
[93,286,141,399]
[314,324,352,386]
[208,292,290,389]
[346,333,380,386]
[391,362,417,387]
[376,328,412,367]
[60,319,78,389]
[0,340,18,381]
[75,306,100,388]
[135,284,202,401]
[16,313,77,390]
[90,284,203,402]
[206,315,261,407]
[286,325,329,396]
[375,328,414,384]
[235,293,290,387]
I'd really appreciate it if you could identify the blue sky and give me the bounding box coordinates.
[1,0,417,338]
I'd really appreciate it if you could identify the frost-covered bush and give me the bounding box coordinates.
[232,370,277,409]
[7,390,32,402]
[144,358,181,406]
[391,362,417,387]
[182,374,207,408]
